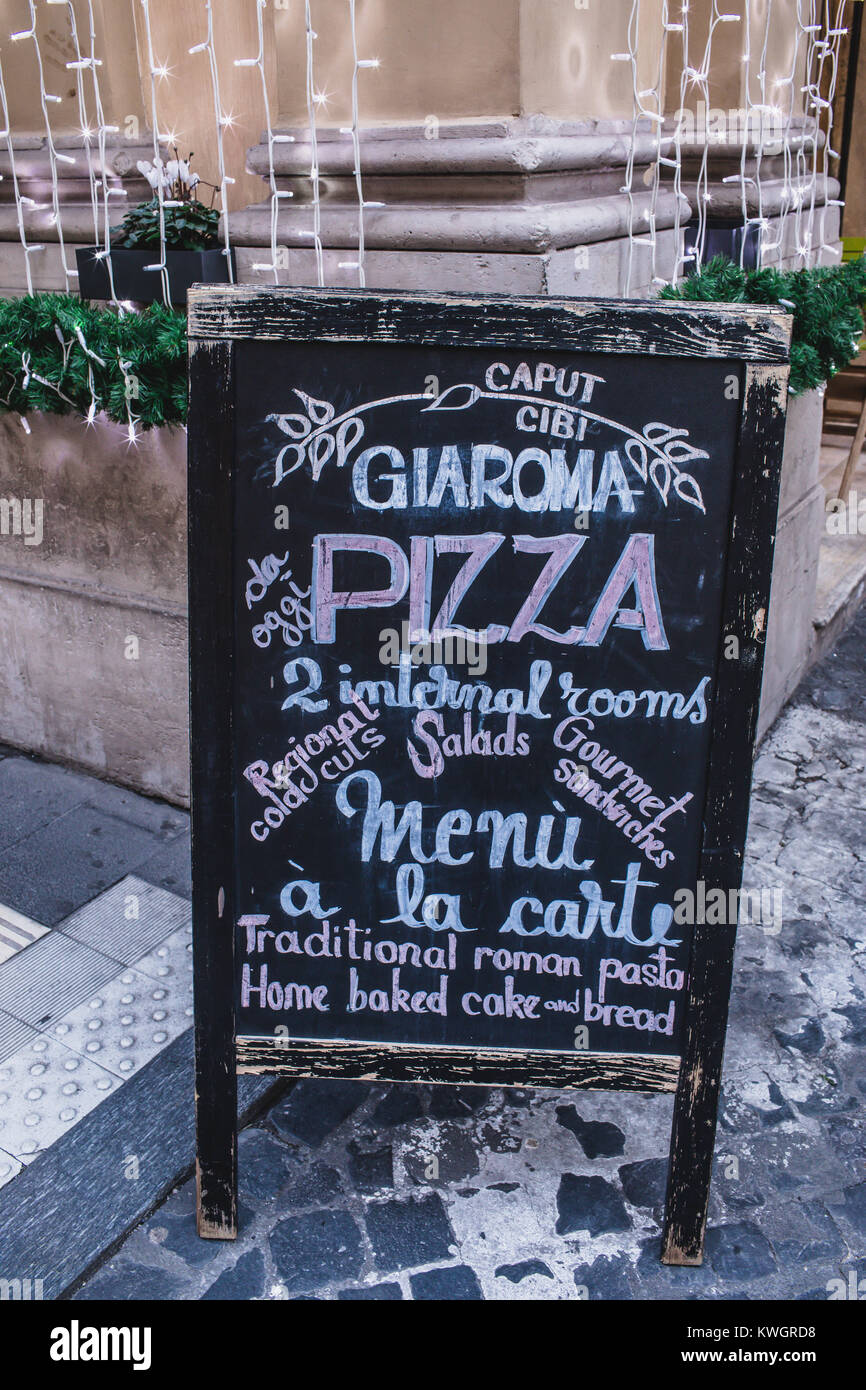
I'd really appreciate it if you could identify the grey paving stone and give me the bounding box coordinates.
[347,1140,394,1193]
[337,1282,403,1300]
[823,1114,866,1165]
[556,1105,626,1158]
[404,1123,480,1185]
[495,1259,554,1284]
[828,1180,866,1237]
[704,1222,777,1280]
[130,1185,255,1271]
[573,1253,634,1300]
[0,757,92,852]
[269,1209,365,1293]
[237,1127,297,1203]
[835,1003,866,1045]
[0,1146,22,1189]
[763,1199,845,1266]
[365,1193,455,1272]
[0,1009,38,1064]
[136,830,192,901]
[81,781,188,840]
[635,1236,715,1289]
[479,1120,522,1153]
[773,1019,825,1055]
[807,1067,859,1116]
[428,1086,489,1120]
[73,1260,188,1301]
[618,1157,669,1209]
[201,1251,267,1301]
[720,1186,766,1211]
[410,1264,483,1300]
[280,1161,344,1209]
[269,1079,370,1146]
[370,1085,426,1128]
[757,1081,798,1127]
[0,806,161,926]
[799,606,866,722]
[146,1207,222,1268]
[57,876,189,966]
[555,1174,631,1237]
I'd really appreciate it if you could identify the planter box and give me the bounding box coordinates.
[76,245,234,306]
[683,219,761,274]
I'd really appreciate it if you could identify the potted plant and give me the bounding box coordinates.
[76,150,234,306]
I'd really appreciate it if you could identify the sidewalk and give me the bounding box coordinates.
[0,758,192,1183]
[1,610,865,1300]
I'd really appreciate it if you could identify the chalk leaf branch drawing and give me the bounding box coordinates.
[266,384,710,512]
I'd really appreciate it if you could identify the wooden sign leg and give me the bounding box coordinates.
[194,884,238,1240]
[663,364,788,1264]
[189,336,238,1239]
[661,917,735,1264]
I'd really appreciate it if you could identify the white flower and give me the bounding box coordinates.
[136,157,172,194]
[136,159,160,190]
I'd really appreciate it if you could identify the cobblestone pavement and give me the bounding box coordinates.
[72,609,866,1301]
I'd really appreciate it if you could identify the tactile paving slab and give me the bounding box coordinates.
[49,964,193,1079]
[0,935,122,1030]
[0,1146,22,1191]
[130,922,193,985]
[0,1010,39,1065]
[0,903,49,964]
[0,879,192,1184]
[58,876,191,965]
[0,1035,119,1162]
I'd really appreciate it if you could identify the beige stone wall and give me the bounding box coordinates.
[274,0,660,127]
[127,0,271,212]
[0,0,831,209]
[664,0,808,116]
[0,0,144,134]
[274,0,520,125]
[0,0,267,212]
[842,22,866,238]
[0,411,190,802]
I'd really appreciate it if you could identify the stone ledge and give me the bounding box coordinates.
[247,123,673,179]
[229,189,688,254]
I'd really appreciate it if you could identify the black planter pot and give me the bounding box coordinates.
[683,219,761,275]
[76,245,234,306]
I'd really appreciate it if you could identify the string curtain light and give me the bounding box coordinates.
[0,0,851,439]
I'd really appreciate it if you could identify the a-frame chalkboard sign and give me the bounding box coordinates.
[187,286,790,1265]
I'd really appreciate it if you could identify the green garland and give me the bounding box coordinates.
[660,255,866,395]
[0,293,187,430]
[1,261,863,431]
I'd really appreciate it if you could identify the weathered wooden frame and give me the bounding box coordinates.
[187,286,790,1257]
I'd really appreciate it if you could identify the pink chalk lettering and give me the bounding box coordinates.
[582,533,668,651]
[313,533,410,643]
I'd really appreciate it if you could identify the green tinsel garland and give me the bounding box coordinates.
[661,255,866,395]
[0,261,863,431]
[0,293,187,430]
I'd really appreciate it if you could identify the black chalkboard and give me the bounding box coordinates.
[187,287,790,1264]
